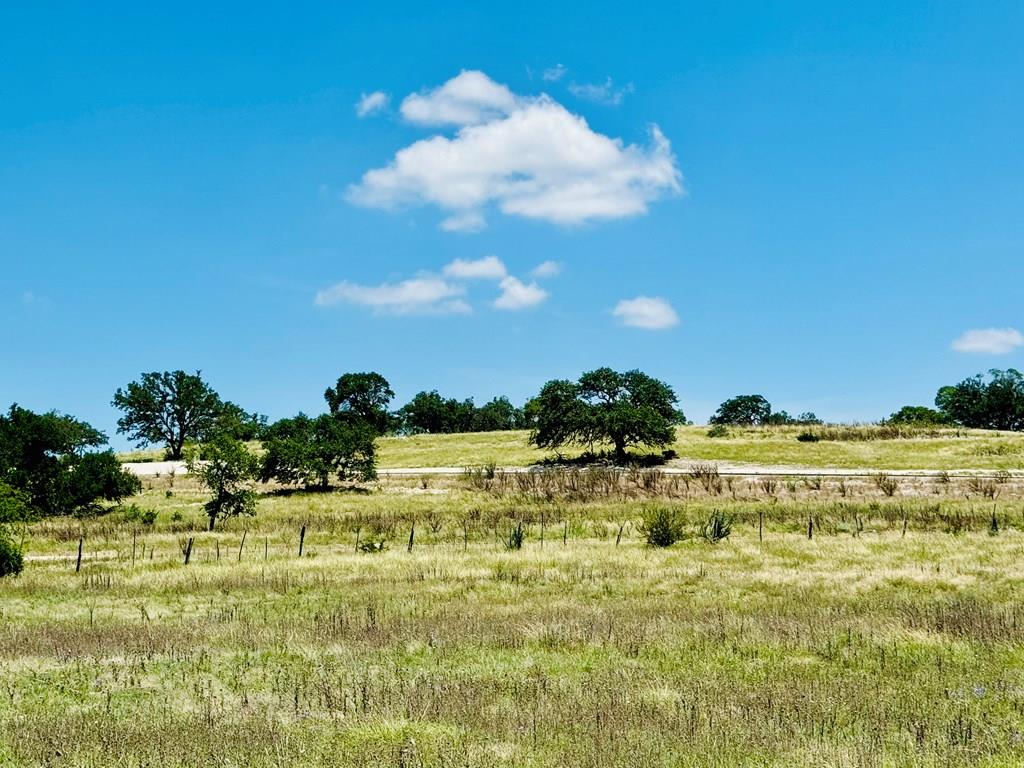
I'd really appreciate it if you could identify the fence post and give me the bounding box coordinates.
[299,525,307,558]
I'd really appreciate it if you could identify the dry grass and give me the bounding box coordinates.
[3,472,1024,766]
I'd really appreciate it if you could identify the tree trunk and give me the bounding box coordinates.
[613,437,627,464]
[208,514,217,532]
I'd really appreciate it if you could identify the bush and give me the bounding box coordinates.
[121,504,158,526]
[504,520,525,550]
[706,424,730,438]
[0,533,23,577]
[797,431,820,443]
[701,511,733,544]
[640,506,685,547]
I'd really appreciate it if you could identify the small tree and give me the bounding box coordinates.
[527,368,679,463]
[186,436,259,531]
[113,370,224,459]
[710,395,773,426]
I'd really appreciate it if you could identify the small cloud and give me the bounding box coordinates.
[951,327,1023,355]
[443,255,507,280]
[613,296,678,330]
[569,77,634,106]
[530,260,562,278]
[495,276,547,310]
[315,277,469,315]
[440,211,487,232]
[542,64,567,82]
[356,91,390,118]
[400,70,519,126]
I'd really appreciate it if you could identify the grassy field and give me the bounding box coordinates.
[119,425,1024,471]
[374,425,1024,471]
[4,470,1024,766]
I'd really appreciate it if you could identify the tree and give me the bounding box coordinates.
[709,395,773,426]
[0,482,34,577]
[887,405,951,426]
[473,396,525,431]
[0,404,140,517]
[764,410,822,426]
[935,369,1024,431]
[214,401,268,441]
[397,390,475,434]
[112,370,224,459]
[527,368,679,462]
[261,413,378,489]
[324,372,395,433]
[186,436,259,531]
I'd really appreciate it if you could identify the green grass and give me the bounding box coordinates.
[118,425,1024,471]
[375,425,1024,470]
[4,473,1024,766]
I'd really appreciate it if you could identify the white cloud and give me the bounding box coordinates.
[530,260,562,278]
[542,64,567,82]
[314,277,470,315]
[569,77,634,106]
[440,210,486,232]
[356,91,390,118]
[613,296,679,330]
[494,276,547,310]
[348,70,681,229]
[443,255,507,280]
[400,70,519,126]
[951,327,1023,355]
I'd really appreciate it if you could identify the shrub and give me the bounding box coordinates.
[504,520,525,550]
[874,473,899,497]
[701,511,732,544]
[640,506,685,547]
[706,424,730,438]
[121,504,158,526]
[357,537,388,554]
[0,532,23,577]
[797,431,820,443]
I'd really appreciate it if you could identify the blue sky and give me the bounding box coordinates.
[2,1,1022,446]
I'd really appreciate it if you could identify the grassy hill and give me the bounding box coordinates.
[376,425,1024,471]
[118,425,1024,471]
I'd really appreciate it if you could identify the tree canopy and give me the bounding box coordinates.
[0,404,140,517]
[887,405,951,426]
[935,369,1024,431]
[396,391,524,434]
[709,395,772,426]
[527,368,680,462]
[325,372,395,434]
[112,370,225,459]
[261,372,393,490]
[709,395,819,426]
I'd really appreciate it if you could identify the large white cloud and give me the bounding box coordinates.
[951,327,1023,354]
[349,70,682,229]
[613,296,679,330]
[314,277,469,315]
